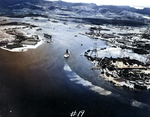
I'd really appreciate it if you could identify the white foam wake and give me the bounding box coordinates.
[131,100,149,109]
[64,64,150,109]
[64,64,112,96]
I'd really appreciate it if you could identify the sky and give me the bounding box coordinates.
[48,0,150,8]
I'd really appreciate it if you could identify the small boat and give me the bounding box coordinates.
[47,39,53,43]
[64,49,70,58]
[44,33,52,39]
[47,40,50,43]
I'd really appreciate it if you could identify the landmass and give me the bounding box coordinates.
[0,17,52,52]
[84,25,150,90]
[0,16,150,90]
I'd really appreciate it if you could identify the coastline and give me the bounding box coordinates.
[0,40,43,52]
[85,50,150,90]
[0,17,45,52]
[100,57,150,90]
[83,25,150,90]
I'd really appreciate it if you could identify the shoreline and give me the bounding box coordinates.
[0,17,47,52]
[0,40,43,52]
[86,53,150,90]
[83,25,150,90]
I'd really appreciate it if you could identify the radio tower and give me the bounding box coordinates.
[90,39,98,58]
[145,55,150,65]
[144,25,150,34]
[90,38,99,70]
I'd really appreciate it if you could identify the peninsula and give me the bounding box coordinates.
[84,25,150,90]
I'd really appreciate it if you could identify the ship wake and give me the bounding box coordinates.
[64,64,112,96]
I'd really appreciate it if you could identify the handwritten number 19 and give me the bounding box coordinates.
[70,110,85,117]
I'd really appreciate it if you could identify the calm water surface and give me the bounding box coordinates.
[0,18,150,117]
